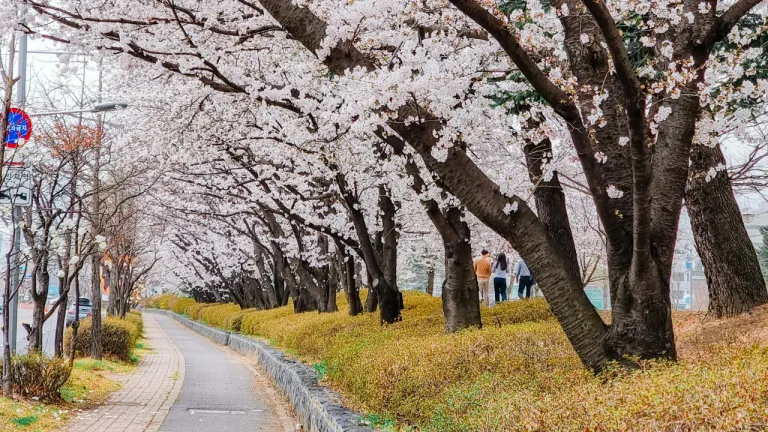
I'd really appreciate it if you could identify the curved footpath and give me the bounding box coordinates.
[64,314,295,432]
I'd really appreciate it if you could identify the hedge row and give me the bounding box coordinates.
[144,292,768,431]
[65,312,144,362]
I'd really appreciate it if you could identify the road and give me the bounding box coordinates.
[0,303,56,356]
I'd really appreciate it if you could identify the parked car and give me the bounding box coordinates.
[65,297,92,326]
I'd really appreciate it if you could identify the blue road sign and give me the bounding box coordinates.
[4,108,33,148]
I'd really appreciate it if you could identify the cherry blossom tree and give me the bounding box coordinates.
[19,0,768,371]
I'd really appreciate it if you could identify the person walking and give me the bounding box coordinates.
[474,249,493,307]
[516,258,534,299]
[492,253,508,304]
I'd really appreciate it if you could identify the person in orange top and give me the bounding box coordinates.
[474,249,493,307]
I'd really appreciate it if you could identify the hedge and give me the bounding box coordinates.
[199,303,242,327]
[145,291,768,431]
[65,316,139,362]
[125,311,144,337]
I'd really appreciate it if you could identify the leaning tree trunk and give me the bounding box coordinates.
[523,132,582,285]
[687,144,768,317]
[380,129,481,329]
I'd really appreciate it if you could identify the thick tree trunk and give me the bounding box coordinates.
[687,144,768,316]
[380,131,481,330]
[605,260,676,360]
[389,114,616,370]
[379,186,400,291]
[293,288,318,313]
[441,216,482,332]
[327,286,338,312]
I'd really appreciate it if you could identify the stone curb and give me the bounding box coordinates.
[144,309,373,432]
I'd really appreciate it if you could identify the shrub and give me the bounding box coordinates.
[168,297,196,314]
[124,312,144,337]
[200,303,242,328]
[155,293,179,309]
[223,309,259,332]
[7,353,71,400]
[184,302,213,320]
[65,317,136,362]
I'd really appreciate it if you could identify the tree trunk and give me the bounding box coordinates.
[523,134,582,285]
[687,144,768,316]
[336,174,398,322]
[340,243,363,316]
[605,258,676,360]
[293,288,318,313]
[54,290,68,357]
[426,266,435,296]
[364,271,378,313]
[390,115,618,370]
[28,297,45,352]
[441,212,482,332]
[327,285,338,312]
[91,253,104,360]
[379,131,481,330]
[28,264,50,353]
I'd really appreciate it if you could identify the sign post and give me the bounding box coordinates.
[0,168,31,206]
[7,31,28,355]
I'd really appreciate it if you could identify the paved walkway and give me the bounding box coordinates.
[154,314,294,432]
[65,313,295,432]
[66,314,185,432]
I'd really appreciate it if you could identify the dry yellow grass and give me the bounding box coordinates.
[150,292,768,431]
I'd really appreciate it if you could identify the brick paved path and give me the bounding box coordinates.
[65,314,185,432]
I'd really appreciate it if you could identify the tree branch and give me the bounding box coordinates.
[711,0,767,44]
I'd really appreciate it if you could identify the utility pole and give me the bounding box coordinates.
[9,31,27,355]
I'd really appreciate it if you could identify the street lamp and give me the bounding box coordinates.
[28,102,129,117]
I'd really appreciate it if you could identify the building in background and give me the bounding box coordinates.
[743,202,768,250]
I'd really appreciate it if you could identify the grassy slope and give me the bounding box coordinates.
[153,292,768,431]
